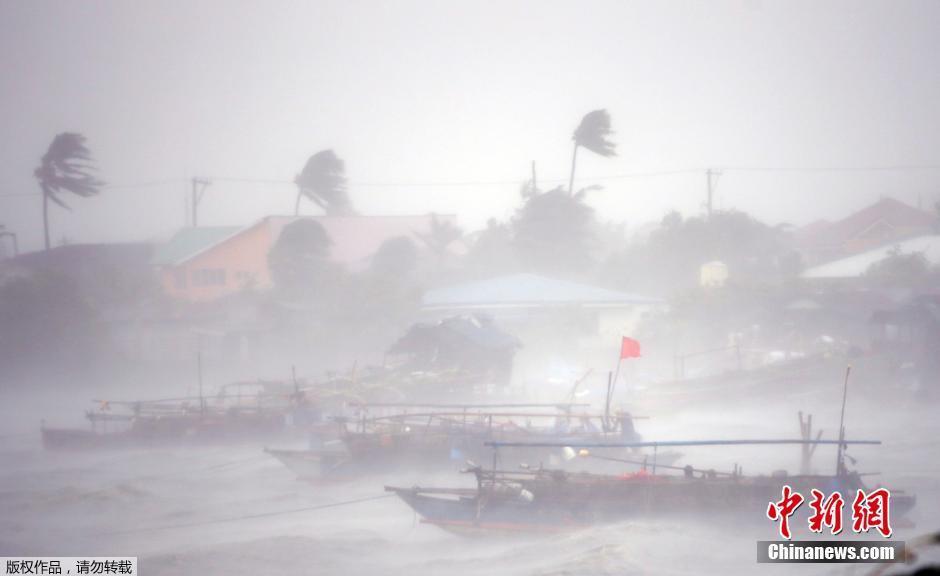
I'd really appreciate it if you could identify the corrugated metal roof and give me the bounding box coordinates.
[802,235,940,279]
[423,273,662,308]
[152,226,243,266]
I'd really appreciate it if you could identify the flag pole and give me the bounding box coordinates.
[611,356,623,399]
[611,337,639,422]
[610,339,624,424]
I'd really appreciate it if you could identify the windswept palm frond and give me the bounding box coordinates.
[34,132,104,210]
[572,109,617,157]
[294,149,353,216]
[34,132,103,249]
[568,109,617,195]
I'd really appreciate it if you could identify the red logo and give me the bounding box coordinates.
[766,485,804,540]
[807,489,845,535]
[851,488,892,538]
[766,487,893,539]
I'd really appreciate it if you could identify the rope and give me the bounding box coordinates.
[101,493,395,535]
[203,453,272,472]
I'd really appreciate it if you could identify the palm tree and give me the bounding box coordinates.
[568,109,616,195]
[34,133,104,250]
[294,149,353,216]
[268,219,334,297]
[417,214,463,263]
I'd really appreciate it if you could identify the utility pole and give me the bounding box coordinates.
[531,160,538,192]
[190,177,211,227]
[705,168,721,219]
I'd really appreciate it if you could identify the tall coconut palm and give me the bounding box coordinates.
[34,133,104,250]
[294,149,353,216]
[568,109,616,195]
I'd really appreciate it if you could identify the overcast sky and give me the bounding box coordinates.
[1,0,939,251]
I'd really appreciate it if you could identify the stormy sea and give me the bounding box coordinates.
[2,384,937,576]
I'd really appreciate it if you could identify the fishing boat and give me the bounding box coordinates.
[388,366,917,535]
[41,380,302,450]
[386,437,917,536]
[265,402,682,480]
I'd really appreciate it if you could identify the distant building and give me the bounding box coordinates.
[801,235,940,281]
[154,214,457,301]
[422,273,662,316]
[387,314,521,384]
[0,243,162,370]
[422,273,664,387]
[794,197,937,265]
[0,243,154,301]
[869,295,940,396]
[699,261,728,288]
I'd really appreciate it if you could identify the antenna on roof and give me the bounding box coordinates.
[190,177,212,227]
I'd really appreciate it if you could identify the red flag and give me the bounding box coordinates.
[620,336,641,359]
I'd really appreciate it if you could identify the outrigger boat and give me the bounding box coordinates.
[387,366,917,535]
[265,402,681,480]
[385,437,917,536]
[41,380,304,450]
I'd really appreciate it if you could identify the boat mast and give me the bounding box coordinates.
[835,365,851,477]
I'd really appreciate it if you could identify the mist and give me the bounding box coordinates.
[1,1,939,575]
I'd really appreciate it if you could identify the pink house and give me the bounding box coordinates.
[154,214,457,301]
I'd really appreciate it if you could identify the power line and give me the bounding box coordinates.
[0,179,188,198]
[211,177,293,186]
[104,178,188,190]
[350,168,702,187]
[209,169,700,188]
[179,165,940,187]
[3,164,940,199]
[720,164,940,173]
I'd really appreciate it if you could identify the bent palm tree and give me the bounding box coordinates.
[568,109,616,195]
[34,133,104,250]
[294,150,353,216]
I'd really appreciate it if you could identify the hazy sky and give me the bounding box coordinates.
[1,0,939,251]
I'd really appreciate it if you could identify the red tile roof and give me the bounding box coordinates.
[795,197,937,260]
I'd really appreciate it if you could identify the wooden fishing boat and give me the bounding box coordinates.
[41,381,302,450]
[266,402,682,480]
[386,438,917,536]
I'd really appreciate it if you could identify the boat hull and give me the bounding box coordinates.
[388,472,916,536]
[41,412,289,451]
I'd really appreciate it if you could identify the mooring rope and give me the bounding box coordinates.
[203,453,273,471]
[101,493,395,535]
